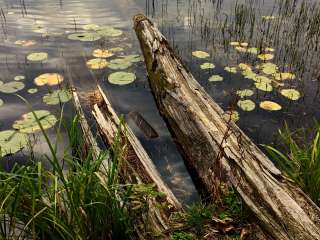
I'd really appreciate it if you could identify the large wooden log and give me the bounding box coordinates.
[133,14,320,240]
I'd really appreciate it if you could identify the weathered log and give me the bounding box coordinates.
[134,14,320,240]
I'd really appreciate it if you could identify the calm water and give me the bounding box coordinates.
[0,0,319,204]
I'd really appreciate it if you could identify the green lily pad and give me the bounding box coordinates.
[280,89,301,101]
[67,32,101,42]
[224,66,237,73]
[237,89,254,98]
[260,101,282,111]
[192,51,210,59]
[0,81,25,93]
[123,54,143,63]
[82,23,100,30]
[28,88,38,94]
[247,47,259,54]
[237,100,256,111]
[13,110,58,134]
[27,52,48,62]
[14,75,25,81]
[108,58,132,70]
[108,72,136,85]
[223,110,240,122]
[209,75,223,82]
[200,63,215,70]
[255,82,273,92]
[97,26,123,37]
[0,130,28,157]
[43,89,72,105]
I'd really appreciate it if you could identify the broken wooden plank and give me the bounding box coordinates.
[133,14,320,240]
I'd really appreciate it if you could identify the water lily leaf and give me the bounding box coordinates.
[86,58,108,70]
[265,47,275,52]
[97,26,123,37]
[15,40,36,47]
[14,75,25,81]
[68,32,101,42]
[92,49,114,58]
[259,63,278,75]
[108,58,132,70]
[0,130,28,157]
[223,110,239,122]
[43,89,72,105]
[237,89,254,98]
[262,16,276,20]
[255,82,273,92]
[0,98,3,107]
[192,51,210,59]
[280,89,301,101]
[257,53,274,61]
[239,63,252,71]
[235,46,247,53]
[242,70,257,80]
[0,81,25,93]
[273,72,295,81]
[123,54,143,63]
[13,110,58,133]
[109,47,124,52]
[27,52,48,62]
[260,101,282,111]
[247,47,259,54]
[237,99,255,111]
[240,42,248,47]
[28,88,38,94]
[108,72,136,85]
[34,73,64,86]
[224,66,237,73]
[209,75,223,82]
[200,63,215,70]
[230,42,240,46]
[82,23,100,30]
[253,75,272,84]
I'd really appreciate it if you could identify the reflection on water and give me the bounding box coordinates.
[0,0,319,204]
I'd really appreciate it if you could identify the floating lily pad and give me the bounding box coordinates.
[209,75,223,82]
[224,66,237,73]
[230,42,240,46]
[14,75,25,81]
[0,81,25,93]
[123,54,143,63]
[259,63,278,75]
[34,73,64,86]
[68,32,101,42]
[92,49,114,58]
[239,63,252,71]
[13,110,58,133]
[109,47,124,52]
[262,16,276,20]
[240,42,248,47]
[108,58,132,70]
[28,88,38,94]
[0,98,3,107]
[82,23,100,30]
[223,110,239,122]
[237,99,255,111]
[108,72,136,85]
[257,53,274,61]
[242,70,257,80]
[43,89,72,105]
[192,51,210,59]
[0,130,28,157]
[97,26,123,37]
[253,75,272,84]
[237,89,254,98]
[247,47,259,54]
[255,82,273,92]
[265,47,275,52]
[235,46,247,53]
[86,58,108,70]
[15,40,36,47]
[273,72,296,81]
[27,52,48,62]
[280,89,301,101]
[200,63,215,70]
[260,101,282,111]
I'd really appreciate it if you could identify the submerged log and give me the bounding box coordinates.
[134,14,320,240]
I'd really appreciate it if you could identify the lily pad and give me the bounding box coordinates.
[257,53,274,61]
[235,46,247,53]
[253,75,272,84]
[28,88,38,94]
[265,47,275,52]
[34,73,64,86]
[259,63,278,75]
[237,89,254,98]
[123,55,143,63]
[0,81,25,93]
[273,72,296,81]
[82,23,100,30]
[14,75,25,81]
[242,70,257,80]
[260,101,282,111]
[108,58,132,70]
[86,58,108,70]
[262,16,276,20]
[68,32,101,42]
[223,110,240,122]
[13,110,58,134]
[280,89,301,101]
[240,42,248,47]
[192,51,210,59]
[92,49,114,58]
[15,40,36,47]
[97,26,123,37]
[200,63,215,70]
[43,89,72,105]
[108,72,136,85]
[237,99,255,111]
[224,66,237,73]
[239,63,252,71]
[209,75,223,82]
[255,82,273,92]
[247,47,259,54]
[27,52,48,62]
[0,130,28,157]
[109,47,124,52]
[230,42,240,46]
[0,98,3,107]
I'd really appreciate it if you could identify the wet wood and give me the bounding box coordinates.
[128,111,159,139]
[133,14,320,240]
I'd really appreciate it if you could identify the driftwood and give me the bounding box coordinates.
[134,14,320,240]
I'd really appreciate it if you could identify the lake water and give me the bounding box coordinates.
[0,0,319,204]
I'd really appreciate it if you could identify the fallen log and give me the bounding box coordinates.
[133,14,320,240]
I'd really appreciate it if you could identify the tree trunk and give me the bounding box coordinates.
[133,14,320,240]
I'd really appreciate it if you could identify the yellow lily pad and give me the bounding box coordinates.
[34,73,64,86]
[108,72,136,85]
[255,82,273,92]
[262,16,276,20]
[237,89,254,98]
[200,63,215,70]
[259,63,278,75]
[240,42,248,47]
[14,75,25,81]
[247,47,259,54]
[237,99,255,111]
[280,89,301,101]
[273,72,296,81]
[257,53,274,61]
[260,101,282,111]
[265,47,275,52]
[223,110,239,122]
[43,89,72,105]
[209,75,223,82]
[242,70,257,80]
[253,75,272,84]
[230,42,240,46]
[224,66,237,73]
[192,51,210,59]
[27,52,48,62]
[0,130,28,157]
[86,58,108,70]
[0,81,25,93]
[92,49,114,58]
[235,46,247,53]
[239,63,252,71]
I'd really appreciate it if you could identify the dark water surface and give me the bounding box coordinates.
[0,0,319,204]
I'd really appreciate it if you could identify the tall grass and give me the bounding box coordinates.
[264,123,320,206]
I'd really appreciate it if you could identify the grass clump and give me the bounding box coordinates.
[264,123,320,205]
